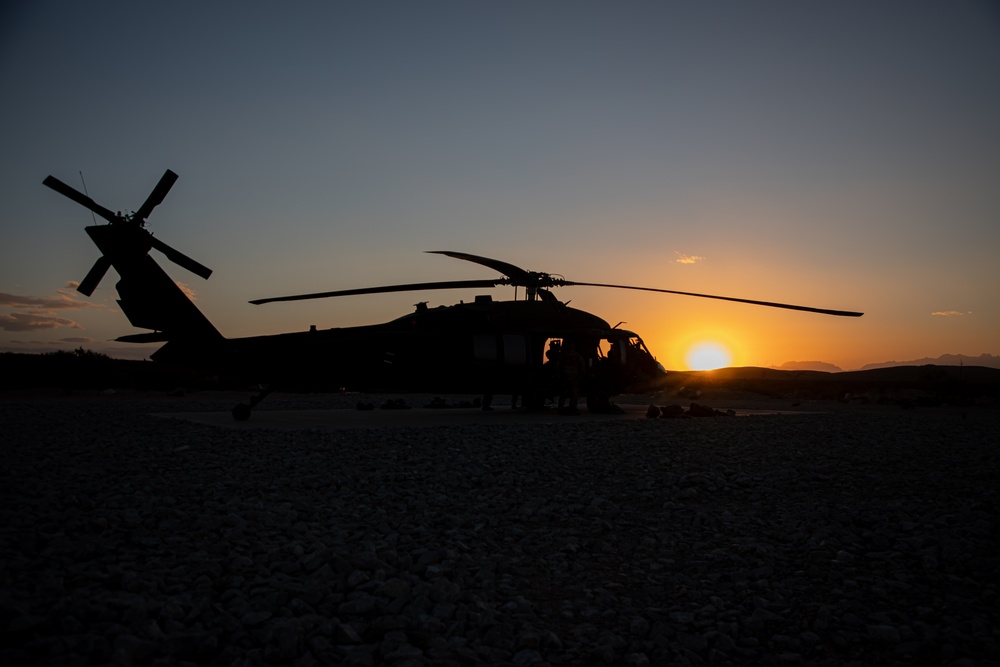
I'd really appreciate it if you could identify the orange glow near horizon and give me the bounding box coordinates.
[641,306,876,371]
[643,310,748,371]
[684,341,733,370]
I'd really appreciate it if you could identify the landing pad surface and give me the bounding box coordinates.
[156,404,804,431]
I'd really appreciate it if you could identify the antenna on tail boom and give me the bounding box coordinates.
[79,171,97,226]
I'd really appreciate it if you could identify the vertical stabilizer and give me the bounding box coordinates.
[44,169,223,345]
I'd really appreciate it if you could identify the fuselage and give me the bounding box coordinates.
[152,295,666,398]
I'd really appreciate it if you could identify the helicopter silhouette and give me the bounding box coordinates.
[43,169,863,420]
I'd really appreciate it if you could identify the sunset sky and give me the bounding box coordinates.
[2,1,998,371]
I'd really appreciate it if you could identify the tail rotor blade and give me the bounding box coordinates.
[134,169,178,222]
[43,176,117,223]
[77,256,112,296]
[149,236,213,279]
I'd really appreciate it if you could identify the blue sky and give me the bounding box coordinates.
[2,1,998,370]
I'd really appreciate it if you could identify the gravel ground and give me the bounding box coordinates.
[1,392,998,666]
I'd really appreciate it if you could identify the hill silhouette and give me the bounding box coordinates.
[777,360,843,372]
[777,353,998,372]
[860,353,1000,371]
[0,349,217,392]
[662,364,1000,407]
[3,350,999,407]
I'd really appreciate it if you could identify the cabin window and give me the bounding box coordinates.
[474,334,527,365]
[604,339,623,364]
[502,335,527,366]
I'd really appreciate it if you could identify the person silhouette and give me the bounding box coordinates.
[557,341,584,415]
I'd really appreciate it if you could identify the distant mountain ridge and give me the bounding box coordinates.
[860,353,1000,371]
[777,354,999,373]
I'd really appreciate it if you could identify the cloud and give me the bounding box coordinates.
[60,337,95,343]
[175,281,198,300]
[674,252,705,264]
[0,312,83,332]
[931,310,972,317]
[0,289,92,310]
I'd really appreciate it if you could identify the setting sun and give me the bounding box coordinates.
[685,342,733,370]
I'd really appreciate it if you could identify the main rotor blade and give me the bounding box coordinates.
[42,176,117,223]
[426,251,533,284]
[77,256,112,296]
[149,236,213,279]
[250,279,504,305]
[133,169,178,222]
[561,281,864,317]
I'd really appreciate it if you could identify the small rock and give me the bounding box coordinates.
[867,624,901,644]
[512,648,544,666]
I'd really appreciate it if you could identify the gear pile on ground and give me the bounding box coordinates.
[1,393,997,666]
[646,403,737,418]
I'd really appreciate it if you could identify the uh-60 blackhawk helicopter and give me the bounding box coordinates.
[43,168,863,420]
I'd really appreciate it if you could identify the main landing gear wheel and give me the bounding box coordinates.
[231,385,274,421]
